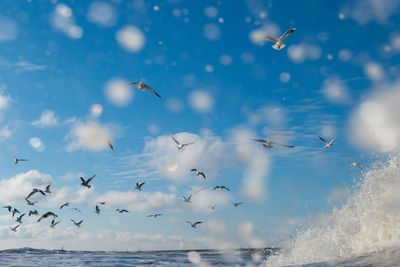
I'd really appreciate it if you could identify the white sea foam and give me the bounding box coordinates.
[265,155,400,266]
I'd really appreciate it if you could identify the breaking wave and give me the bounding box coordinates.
[265,154,400,266]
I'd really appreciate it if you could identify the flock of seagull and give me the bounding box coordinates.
[2,27,364,241]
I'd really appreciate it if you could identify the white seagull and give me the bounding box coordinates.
[147,213,163,218]
[351,162,363,170]
[71,219,83,227]
[44,185,51,194]
[10,224,20,232]
[25,188,46,200]
[26,199,37,206]
[250,138,295,149]
[183,194,192,203]
[262,28,296,50]
[14,158,28,165]
[80,175,96,189]
[171,136,195,150]
[50,219,60,229]
[95,205,100,215]
[37,212,57,222]
[187,221,202,228]
[16,213,25,223]
[190,169,206,179]
[135,182,146,191]
[319,136,337,149]
[127,82,161,98]
[60,202,69,209]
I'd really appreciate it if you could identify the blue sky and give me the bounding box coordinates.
[0,0,399,251]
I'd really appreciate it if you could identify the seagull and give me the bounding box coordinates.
[12,208,20,218]
[14,158,28,165]
[229,201,243,207]
[50,219,60,229]
[71,219,83,227]
[319,136,337,149]
[29,210,38,216]
[3,206,12,212]
[44,185,51,194]
[187,221,202,228]
[171,136,195,150]
[262,28,296,50]
[116,209,129,213]
[183,194,192,203]
[16,213,25,223]
[95,205,100,215]
[351,162,363,170]
[210,205,217,210]
[212,185,230,191]
[10,224,20,232]
[60,202,69,209]
[37,212,57,222]
[107,140,114,151]
[147,213,163,218]
[135,182,145,191]
[97,201,106,205]
[26,199,37,206]
[190,169,206,179]
[80,175,96,189]
[250,138,295,149]
[71,208,81,213]
[127,82,161,98]
[25,188,46,200]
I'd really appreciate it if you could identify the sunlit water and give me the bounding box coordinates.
[265,155,400,266]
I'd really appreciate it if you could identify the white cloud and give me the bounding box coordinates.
[204,6,218,18]
[104,78,133,107]
[204,219,226,234]
[87,1,118,27]
[50,4,83,39]
[60,171,85,182]
[116,26,146,53]
[350,80,400,152]
[321,77,350,104]
[249,24,280,46]
[29,137,45,152]
[0,125,12,140]
[238,221,264,248]
[0,92,10,112]
[202,23,221,41]
[66,121,113,152]
[364,62,385,81]
[188,90,215,113]
[32,110,58,128]
[14,61,46,72]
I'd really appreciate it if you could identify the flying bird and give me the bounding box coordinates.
[147,214,163,218]
[71,219,83,227]
[50,219,60,229]
[97,201,106,205]
[37,212,57,222]
[10,224,20,232]
[250,138,295,149]
[12,208,20,218]
[44,185,51,194]
[187,221,202,228]
[210,205,217,210]
[95,205,100,215]
[229,201,243,207]
[80,175,96,189]
[60,202,69,209]
[183,194,192,203]
[25,188,46,200]
[135,182,145,191]
[116,209,129,213]
[351,162,364,170]
[190,169,206,179]
[194,187,209,194]
[16,213,25,223]
[171,136,195,150]
[14,158,28,165]
[3,206,12,212]
[127,82,161,98]
[26,199,37,206]
[262,28,296,50]
[212,185,230,191]
[319,136,337,149]
[29,210,38,216]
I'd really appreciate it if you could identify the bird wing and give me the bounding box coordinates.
[212,186,219,190]
[71,219,76,224]
[25,190,37,200]
[147,215,153,217]
[329,136,337,145]
[223,186,230,191]
[271,141,295,148]
[193,222,202,226]
[78,220,83,225]
[263,35,280,43]
[127,82,139,86]
[199,172,206,179]
[280,28,296,41]
[139,182,146,187]
[107,141,114,150]
[86,175,96,184]
[46,185,51,191]
[319,136,328,144]
[171,136,180,145]
[80,177,85,183]
[122,209,128,213]
[236,202,243,206]
[143,84,161,98]
[39,190,46,196]
[37,215,45,222]
[190,169,197,172]
[187,194,192,201]
[250,138,267,143]
[183,142,195,146]
[15,224,20,230]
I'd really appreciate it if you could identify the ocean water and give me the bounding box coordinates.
[0,248,272,266]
